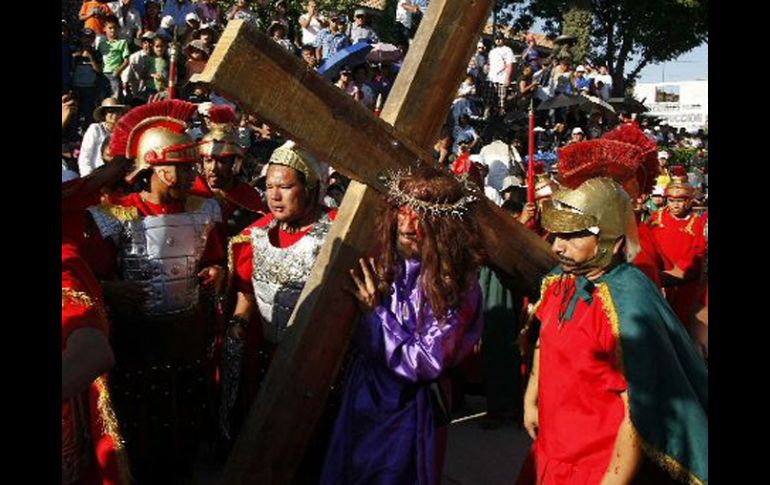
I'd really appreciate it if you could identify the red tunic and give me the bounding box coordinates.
[62,241,127,485]
[533,274,627,485]
[633,218,663,288]
[190,176,267,222]
[647,208,706,324]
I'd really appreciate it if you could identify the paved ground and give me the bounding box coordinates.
[442,395,532,485]
[195,394,532,484]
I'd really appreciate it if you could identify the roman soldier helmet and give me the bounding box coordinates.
[558,137,654,200]
[542,177,640,270]
[110,99,199,182]
[546,138,646,269]
[601,123,660,195]
[665,166,694,198]
[198,105,244,160]
[268,140,322,190]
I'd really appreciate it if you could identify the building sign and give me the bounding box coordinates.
[634,80,708,132]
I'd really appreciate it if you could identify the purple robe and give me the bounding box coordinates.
[321,258,484,485]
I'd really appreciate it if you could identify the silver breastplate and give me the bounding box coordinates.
[251,213,333,343]
[88,199,221,317]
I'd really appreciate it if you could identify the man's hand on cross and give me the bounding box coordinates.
[346,257,381,313]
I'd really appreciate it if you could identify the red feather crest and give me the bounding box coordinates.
[207,105,237,125]
[670,165,688,177]
[558,139,643,190]
[602,123,660,193]
[110,100,198,158]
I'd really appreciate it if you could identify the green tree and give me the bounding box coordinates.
[500,0,707,96]
[561,1,592,64]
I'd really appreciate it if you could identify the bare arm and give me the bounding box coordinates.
[523,344,539,439]
[62,328,115,400]
[299,13,314,29]
[600,391,643,485]
[228,291,256,339]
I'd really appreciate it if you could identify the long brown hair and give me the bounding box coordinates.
[375,166,486,322]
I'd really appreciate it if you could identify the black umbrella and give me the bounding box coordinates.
[553,34,577,45]
[536,93,615,115]
[608,96,649,114]
[536,93,583,111]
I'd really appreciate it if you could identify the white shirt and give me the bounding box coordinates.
[479,140,515,192]
[122,50,152,94]
[108,2,143,40]
[78,122,111,176]
[299,13,322,45]
[484,185,503,206]
[487,46,515,84]
[396,0,428,29]
[593,73,613,99]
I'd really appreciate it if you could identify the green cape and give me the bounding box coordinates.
[543,263,708,484]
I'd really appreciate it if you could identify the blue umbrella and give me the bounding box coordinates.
[318,42,374,80]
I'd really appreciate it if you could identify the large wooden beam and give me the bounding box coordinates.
[204,4,557,483]
[196,18,556,291]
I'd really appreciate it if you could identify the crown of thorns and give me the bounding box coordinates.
[379,167,479,219]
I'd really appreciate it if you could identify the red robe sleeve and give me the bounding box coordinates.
[633,223,662,288]
[201,222,228,268]
[232,230,254,295]
[676,215,707,277]
[62,241,109,344]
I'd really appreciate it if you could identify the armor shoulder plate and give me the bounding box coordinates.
[228,232,253,275]
[86,203,138,241]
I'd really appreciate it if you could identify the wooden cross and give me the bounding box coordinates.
[194,2,557,483]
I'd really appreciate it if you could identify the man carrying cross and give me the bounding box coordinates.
[321,165,485,485]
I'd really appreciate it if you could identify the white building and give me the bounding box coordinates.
[633,80,708,132]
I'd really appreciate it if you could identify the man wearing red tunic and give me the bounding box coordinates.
[522,177,708,485]
[62,238,129,485]
[646,171,707,325]
[84,100,227,483]
[191,105,266,239]
[220,140,336,443]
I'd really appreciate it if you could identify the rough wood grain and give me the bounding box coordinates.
[206,2,556,482]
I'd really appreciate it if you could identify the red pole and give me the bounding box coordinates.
[527,99,536,228]
[527,102,535,203]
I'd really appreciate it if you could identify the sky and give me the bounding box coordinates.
[525,17,708,84]
[636,43,708,83]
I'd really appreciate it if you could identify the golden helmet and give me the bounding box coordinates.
[541,177,640,269]
[665,176,694,199]
[534,173,559,200]
[198,104,244,159]
[110,100,199,181]
[268,140,322,189]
